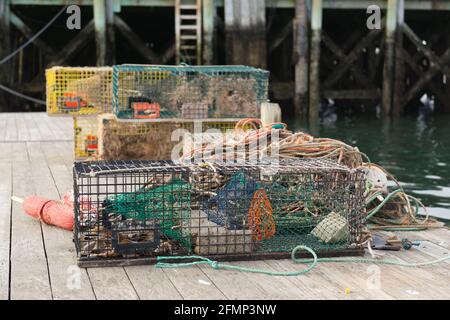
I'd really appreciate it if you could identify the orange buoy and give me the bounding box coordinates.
[12,194,74,231]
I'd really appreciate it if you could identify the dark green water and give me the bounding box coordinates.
[288,114,450,221]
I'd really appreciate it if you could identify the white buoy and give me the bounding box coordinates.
[260,102,282,127]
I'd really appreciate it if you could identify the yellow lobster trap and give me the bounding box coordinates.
[46,67,112,116]
[74,116,99,160]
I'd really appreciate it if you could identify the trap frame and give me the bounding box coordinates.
[74,159,366,267]
[112,64,269,120]
[46,67,112,116]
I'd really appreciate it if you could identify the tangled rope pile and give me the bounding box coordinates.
[363,163,440,231]
[181,118,366,168]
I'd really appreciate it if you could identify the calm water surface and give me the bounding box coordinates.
[288,114,450,221]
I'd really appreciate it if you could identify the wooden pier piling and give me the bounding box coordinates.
[293,0,310,117]
[309,0,322,124]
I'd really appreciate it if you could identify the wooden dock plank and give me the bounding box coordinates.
[29,141,96,300]
[379,251,450,299]
[0,143,12,300]
[124,266,183,300]
[9,142,52,300]
[1,112,449,300]
[161,266,227,300]
[23,113,42,141]
[15,113,30,141]
[199,260,309,300]
[87,267,139,300]
[4,113,17,141]
[264,259,344,299]
[30,113,57,141]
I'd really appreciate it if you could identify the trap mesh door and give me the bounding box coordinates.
[112,65,269,120]
[46,67,112,116]
[73,116,99,160]
[74,159,365,267]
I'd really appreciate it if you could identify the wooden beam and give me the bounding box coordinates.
[161,41,176,64]
[403,23,450,78]
[48,20,95,67]
[114,14,161,63]
[382,0,398,117]
[94,0,107,66]
[402,49,450,110]
[323,27,382,89]
[202,0,215,65]
[392,0,405,116]
[323,89,380,100]
[402,48,450,109]
[0,0,11,111]
[10,12,55,56]
[293,0,308,116]
[321,32,372,89]
[269,19,292,54]
[308,0,321,124]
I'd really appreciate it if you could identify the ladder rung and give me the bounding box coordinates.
[180,35,198,40]
[180,5,198,10]
[181,45,197,50]
[180,25,198,30]
[180,15,198,20]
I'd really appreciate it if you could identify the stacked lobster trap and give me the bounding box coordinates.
[73,159,366,267]
[46,65,268,161]
[112,65,269,120]
[97,114,252,161]
[46,67,113,160]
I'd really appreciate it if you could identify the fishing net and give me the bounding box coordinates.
[103,179,191,248]
[203,171,259,230]
[112,65,269,119]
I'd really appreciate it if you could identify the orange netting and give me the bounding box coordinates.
[248,189,276,241]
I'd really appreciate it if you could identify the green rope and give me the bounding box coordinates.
[155,245,450,276]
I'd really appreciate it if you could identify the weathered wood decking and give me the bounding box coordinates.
[0,112,449,300]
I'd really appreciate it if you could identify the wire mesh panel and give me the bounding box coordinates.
[74,159,365,266]
[98,114,251,160]
[46,67,112,116]
[74,116,99,160]
[112,65,269,120]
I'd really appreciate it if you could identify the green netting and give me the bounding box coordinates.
[105,179,192,249]
[112,64,269,119]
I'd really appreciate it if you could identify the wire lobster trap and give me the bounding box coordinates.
[112,64,269,120]
[74,116,99,160]
[46,67,112,116]
[73,159,365,267]
[97,114,252,161]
